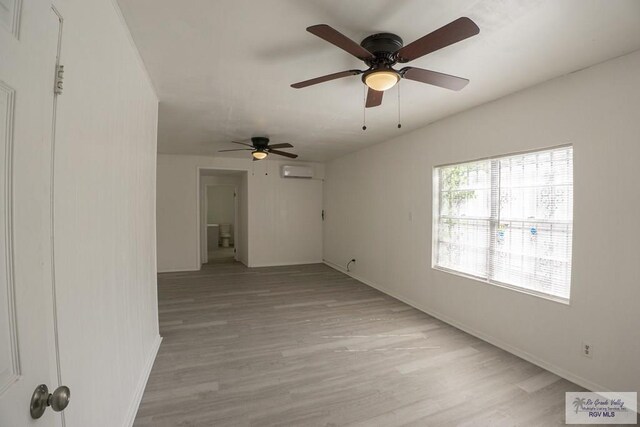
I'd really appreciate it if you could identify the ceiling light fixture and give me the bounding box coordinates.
[252,150,268,160]
[363,70,400,92]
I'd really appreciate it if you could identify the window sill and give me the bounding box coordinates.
[432,265,571,306]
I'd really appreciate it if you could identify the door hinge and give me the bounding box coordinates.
[54,64,64,95]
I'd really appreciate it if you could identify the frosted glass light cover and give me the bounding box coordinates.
[365,71,399,91]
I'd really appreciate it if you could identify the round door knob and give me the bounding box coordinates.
[30,384,71,419]
[30,384,49,419]
[49,385,71,412]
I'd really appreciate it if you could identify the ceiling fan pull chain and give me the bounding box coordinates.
[362,85,367,131]
[397,82,402,129]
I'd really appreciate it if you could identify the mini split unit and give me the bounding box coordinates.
[281,165,313,179]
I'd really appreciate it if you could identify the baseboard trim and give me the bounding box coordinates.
[158,260,320,271]
[123,334,162,427]
[323,259,349,272]
[158,267,197,273]
[322,260,611,394]
[248,260,323,268]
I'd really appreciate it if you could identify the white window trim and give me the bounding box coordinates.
[431,144,573,305]
[432,265,571,305]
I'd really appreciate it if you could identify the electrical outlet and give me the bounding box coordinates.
[582,342,593,358]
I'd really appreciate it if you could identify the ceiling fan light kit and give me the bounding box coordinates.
[252,151,268,160]
[364,69,399,91]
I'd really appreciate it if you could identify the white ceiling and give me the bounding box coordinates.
[117,0,640,162]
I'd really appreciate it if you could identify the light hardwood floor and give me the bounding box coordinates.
[134,263,584,426]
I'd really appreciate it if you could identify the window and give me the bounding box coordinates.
[432,146,573,302]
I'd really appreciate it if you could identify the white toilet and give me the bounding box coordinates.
[219,223,232,248]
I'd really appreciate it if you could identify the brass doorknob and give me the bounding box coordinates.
[30,384,71,419]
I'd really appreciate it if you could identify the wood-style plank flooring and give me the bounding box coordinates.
[134,263,584,426]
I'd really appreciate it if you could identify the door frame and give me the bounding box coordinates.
[49,3,65,393]
[196,167,246,268]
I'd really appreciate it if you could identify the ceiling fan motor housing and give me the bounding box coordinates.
[360,33,404,67]
[251,136,270,150]
[360,33,404,87]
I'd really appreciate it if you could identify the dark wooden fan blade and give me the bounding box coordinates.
[365,87,383,108]
[400,67,469,91]
[267,143,293,149]
[291,70,362,88]
[307,24,374,60]
[395,17,479,63]
[231,140,254,147]
[268,149,298,159]
[218,149,253,152]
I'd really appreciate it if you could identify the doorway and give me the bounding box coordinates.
[205,184,237,263]
[198,169,247,267]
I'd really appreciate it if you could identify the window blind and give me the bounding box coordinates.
[433,146,573,301]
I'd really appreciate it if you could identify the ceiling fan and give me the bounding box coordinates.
[218,137,298,160]
[291,17,479,108]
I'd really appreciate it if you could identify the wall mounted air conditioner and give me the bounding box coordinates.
[281,165,313,179]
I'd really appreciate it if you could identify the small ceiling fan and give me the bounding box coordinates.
[291,17,479,108]
[218,137,298,160]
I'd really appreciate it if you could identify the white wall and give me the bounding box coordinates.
[323,50,640,393]
[206,186,235,225]
[52,0,159,426]
[157,155,324,271]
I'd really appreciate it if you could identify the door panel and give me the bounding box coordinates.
[0,3,62,426]
[0,65,19,399]
[0,0,21,37]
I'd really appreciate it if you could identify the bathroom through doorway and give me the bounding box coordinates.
[198,168,247,267]
[205,184,237,263]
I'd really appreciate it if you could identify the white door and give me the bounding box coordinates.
[0,3,65,426]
